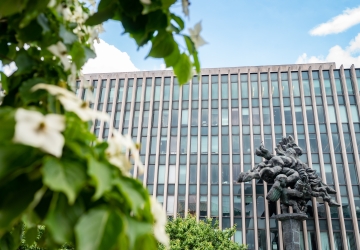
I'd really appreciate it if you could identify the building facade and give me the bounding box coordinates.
[80,63,360,250]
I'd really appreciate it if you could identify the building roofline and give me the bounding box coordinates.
[83,62,338,78]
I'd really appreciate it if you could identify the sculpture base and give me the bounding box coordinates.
[275,213,308,250]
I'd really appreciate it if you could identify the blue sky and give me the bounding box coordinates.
[93,0,360,72]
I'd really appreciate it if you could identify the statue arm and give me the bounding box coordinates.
[286,189,303,198]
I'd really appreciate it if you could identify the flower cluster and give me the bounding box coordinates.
[151,197,170,248]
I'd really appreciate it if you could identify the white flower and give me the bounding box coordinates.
[189,21,208,49]
[13,108,65,157]
[32,83,76,99]
[0,91,4,105]
[106,131,144,175]
[140,0,151,4]
[47,0,57,8]
[182,0,189,16]
[58,95,110,121]
[68,64,78,91]
[48,42,71,70]
[32,84,109,122]
[150,197,169,248]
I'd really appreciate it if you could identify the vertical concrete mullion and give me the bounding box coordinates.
[318,68,336,250]
[308,68,324,250]
[208,70,212,219]
[91,76,101,132]
[228,72,234,232]
[268,69,283,250]
[258,71,270,250]
[237,70,246,245]
[298,67,310,250]
[248,70,258,250]
[326,65,348,250]
[146,76,156,197]
[185,80,192,217]
[349,65,360,185]
[118,75,128,134]
[174,73,181,218]
[218,71,222,229]
[108,76,119,138]
[196,75,201,221]
[338,66,360,250]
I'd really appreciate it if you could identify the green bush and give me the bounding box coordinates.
[159,215,247,250]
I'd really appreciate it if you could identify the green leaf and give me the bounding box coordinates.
[0,175,42,234]
[0,144,40,180]
[85,5,117,26]
[37,14,50,33]
[0,232,15,250]
[164,45,180,68]
[59,25,77,44]
[173,53,192,85]
[24,227,38,246]
[145,10,168,33]
[193,50,200,73]
[147,32,175,58]
[70,43,96,69]
[88,158,113,200]
[125,216,155,250]
[184,35,196,55]
[170,13,184,31]
[45,193,84,244]
[114,176,147,215]
[0,0,28,18]
[19,77,47,105]
[75,207,123,250]
[0,72,8,92]
[14,51,36,75]
[161,0,177,9]
[42,157,86,204]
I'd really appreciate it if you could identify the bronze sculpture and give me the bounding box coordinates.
[237,135,340,214]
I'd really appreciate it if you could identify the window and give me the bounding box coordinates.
[192,82,199,100]
[271,73,279,97]
[158,165,165,184]
[211,109,218,125]
[201,109,208,126]
[126,78,133,102]
[191,110,198,126]
[241,74,248,98]
[222,109,228,125]
[202,82,209,100]
[143,80,151,102]
[212,136,218,153]
[191,136,197,153]
[170,136,177,154]
[242,108,249,125]
[171,110,178,126]
[162,110,169,126]
[252,107,260,125]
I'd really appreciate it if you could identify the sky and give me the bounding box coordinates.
[83,0,360,73]
[2,1,360,75]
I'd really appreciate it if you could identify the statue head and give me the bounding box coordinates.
[275,136,303,157]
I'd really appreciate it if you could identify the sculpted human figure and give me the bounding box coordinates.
[237,135,340,213]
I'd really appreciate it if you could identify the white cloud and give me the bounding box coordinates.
[82,39,138,74]
[296,33,360,67]
[310,6,360,36]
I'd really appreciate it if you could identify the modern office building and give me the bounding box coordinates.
[79,62,360,250]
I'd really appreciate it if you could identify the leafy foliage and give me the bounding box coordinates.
[159,215,248,250]
[86,0,201,85]
[0,0,204,249]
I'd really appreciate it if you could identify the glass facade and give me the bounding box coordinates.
[82,63,360,250]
